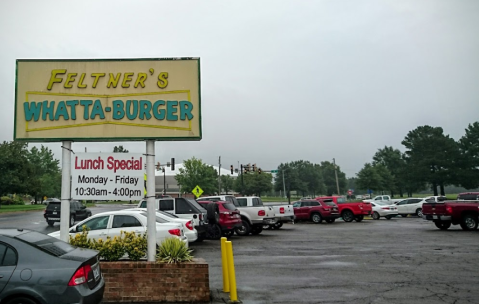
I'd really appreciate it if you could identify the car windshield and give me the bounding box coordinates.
[16,231,76,256]
[186,198,207,212]
[139,212,168,223]
[292,202,301,207]
[157,210,179,218]
[322,200,336,206]
[336,197,347,203]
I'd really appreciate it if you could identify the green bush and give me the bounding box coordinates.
[1,196,13,205]
[123,231,147,261]
[156,237,193,264]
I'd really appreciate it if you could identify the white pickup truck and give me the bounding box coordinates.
[199,195,277,236]
[363,195,403,204]
[238,197,294,229]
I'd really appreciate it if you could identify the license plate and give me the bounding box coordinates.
[92,264,100,280]
[52,212,57,215]
[48,218,60,221]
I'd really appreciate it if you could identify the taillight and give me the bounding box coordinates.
[258,210,265,216]
[185,221,194,230]
[280,207,284,214]
[381,207,389,210]
[168,229,181,236]
[68,264,91,286]
[446,206,453,214]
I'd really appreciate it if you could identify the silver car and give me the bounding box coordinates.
[0,228,104,304]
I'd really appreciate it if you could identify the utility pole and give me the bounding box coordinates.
[218,156,221,195]
[282,169,286,202]
[333,158,340,195]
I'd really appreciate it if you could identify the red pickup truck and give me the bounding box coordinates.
[292,199,340,223]
[315,196,372,222]
[422,199,479,231]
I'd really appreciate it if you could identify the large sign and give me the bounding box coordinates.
[14,58,201,141]
[71,153,144,200]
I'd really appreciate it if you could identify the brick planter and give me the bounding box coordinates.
[100,258,210,303]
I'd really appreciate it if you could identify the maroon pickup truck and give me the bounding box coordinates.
[293,199,340,223]
[422,199,479,231]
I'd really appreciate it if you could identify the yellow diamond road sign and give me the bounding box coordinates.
[192,185,203,198]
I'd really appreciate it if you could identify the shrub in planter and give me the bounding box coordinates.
[122,231,147,261]
[156,237,193,263]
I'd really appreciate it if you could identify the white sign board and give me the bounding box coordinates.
[71,153,144,200]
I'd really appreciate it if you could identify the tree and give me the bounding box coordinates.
[220,175,234,194]
[356,163,382,194]
[372,146,405,197]
[113,145,129,153]
[27,145,61,203]
[319,161,347,196]
[402,125,459,196]
[457,122,479,189]
[0,141,33,196]
[175,157,218,195]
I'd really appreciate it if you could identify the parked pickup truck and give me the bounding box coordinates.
[422,198,479,231]
[200,195,277,236]
[363,195,403,204]
[293,199,340,223]
[316,196,372,222]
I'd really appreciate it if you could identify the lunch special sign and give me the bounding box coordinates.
[14,58,201,141]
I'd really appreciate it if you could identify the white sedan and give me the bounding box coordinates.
[48,209,188,247]
[394,198,427,217]
[370,202,398,220]
[126,208,198,243]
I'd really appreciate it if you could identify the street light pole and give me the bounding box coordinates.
[163,167,166,195]
[333,158,340,195]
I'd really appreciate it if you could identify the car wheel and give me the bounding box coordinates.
[460,214,478,231]
[251,225,263,235]
[325,219,335,223]
[355,215,364,222]
[434,221,451,230]
[47,221,54,227]
[416,208,423,217]
[342,210,354,222]
[372,212,380,220]
[235,219,251,236]
[69,215,75,227]
[5,297,38,304]
[206,203,220,224]
[207,224,222,240]
[401,214,408,218]
[311,213,322,224]
[274,222,283,229]
[385,215,392,220]
[87,212,92,218]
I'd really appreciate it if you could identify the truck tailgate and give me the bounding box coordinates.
[272,205,294,217]
[422,202,447,215]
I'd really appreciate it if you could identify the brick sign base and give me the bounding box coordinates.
[100,259,210,303]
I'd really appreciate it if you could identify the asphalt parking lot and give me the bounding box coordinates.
[192,217,479,304]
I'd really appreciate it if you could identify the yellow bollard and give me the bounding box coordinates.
[221,237,230,292]
[225,241,238,302]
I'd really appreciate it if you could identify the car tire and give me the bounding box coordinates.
[207,224,222,240]
[47,221,54,227]
[355,215,364,222]
[325,219,335,223]
[206,203,220,224]
[434,221,451,230]
[311,213,322,224]
[5,297,38,304]
[372,212,380,220]
[69,215,75,227]
[416,208,423,217]
[460,214,478,231]
[342,210,354,222]
[385,215,392,220]
[401,214,408,218]
[235,219,251,236]
[251,225,263,235]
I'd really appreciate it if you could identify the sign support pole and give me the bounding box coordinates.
[60,141,72,242]
[146,140,157,261]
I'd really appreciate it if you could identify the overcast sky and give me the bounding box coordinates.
[1,0,478,177]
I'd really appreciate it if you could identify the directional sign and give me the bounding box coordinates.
[192,185,204,198]
[271,170,278,173]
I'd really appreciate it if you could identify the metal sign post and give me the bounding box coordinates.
[146,140,157,261]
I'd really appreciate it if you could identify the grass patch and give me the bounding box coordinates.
[0,205,45,213]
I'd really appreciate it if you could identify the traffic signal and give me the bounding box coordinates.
[258,168,262,174]
[171,158,175,170]
[230,165,234,174]
[252,164,256,172]
[155,162,161,171]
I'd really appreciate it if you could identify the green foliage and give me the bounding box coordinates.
[113,145,129,153]
[0,196,24,206]
[175,157,218,195]
[27,145,61,202]
[234,172,273,196]
[69,227,146,261]
[458,122,479,189]
[220,175,234,194]
[0,142,33,196]
[156,237,193,264]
